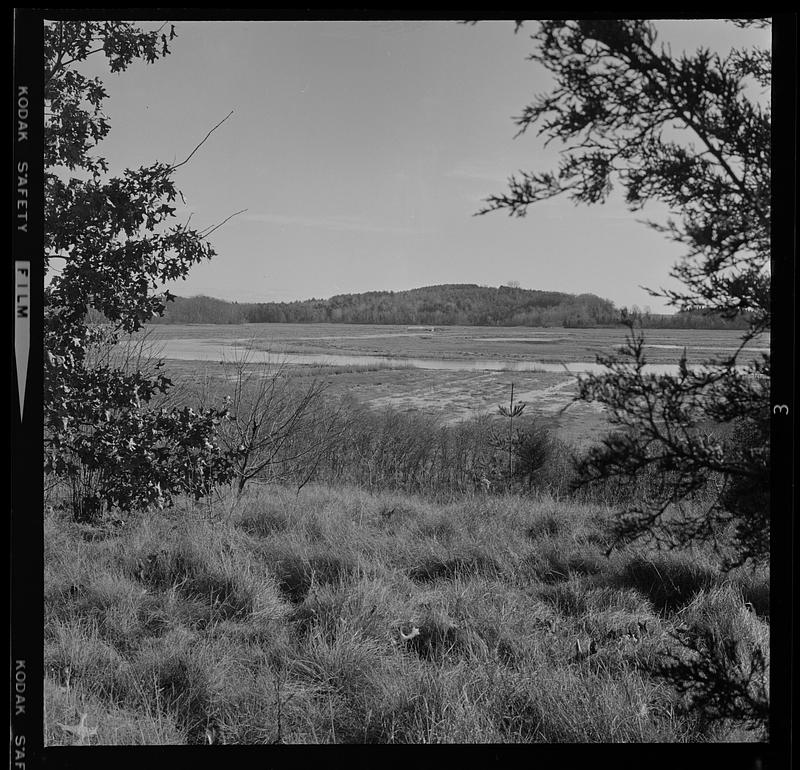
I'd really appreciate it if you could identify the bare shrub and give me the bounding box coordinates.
[216,344,347,496]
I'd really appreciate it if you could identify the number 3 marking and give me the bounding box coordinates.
[773,404,789,415]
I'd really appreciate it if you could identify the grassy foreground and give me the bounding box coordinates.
[44,484,769,744]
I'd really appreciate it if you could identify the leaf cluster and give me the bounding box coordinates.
[43,21,232,520]
[45,21,176,174]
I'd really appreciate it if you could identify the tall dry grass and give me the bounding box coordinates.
[44,482,768,745]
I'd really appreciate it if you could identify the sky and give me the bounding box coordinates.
[68,18,770,312]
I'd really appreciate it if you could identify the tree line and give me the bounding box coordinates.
[150,284,618,326]
[148,284,750,329]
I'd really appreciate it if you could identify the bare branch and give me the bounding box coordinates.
[198,208,248,239]
[170,110,234,171]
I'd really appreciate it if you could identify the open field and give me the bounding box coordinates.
[44,484,769,745]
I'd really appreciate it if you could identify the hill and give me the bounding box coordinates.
[151,284,618,327]
[147,284,752,329]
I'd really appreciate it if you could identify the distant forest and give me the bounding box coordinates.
[148,284,751,330]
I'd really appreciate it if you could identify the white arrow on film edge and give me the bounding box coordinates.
[15,261,30,420]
